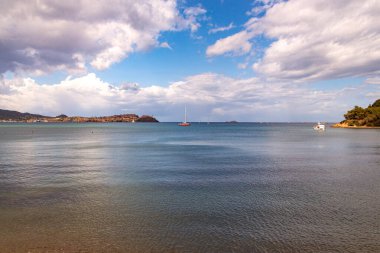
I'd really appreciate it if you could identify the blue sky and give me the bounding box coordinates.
[0,0,379,121]
[35,0,256,86]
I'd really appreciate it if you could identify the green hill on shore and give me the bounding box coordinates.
[336,99,380,127]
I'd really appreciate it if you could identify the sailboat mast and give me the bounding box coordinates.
[178,106,190,126]
[185,106,187,123]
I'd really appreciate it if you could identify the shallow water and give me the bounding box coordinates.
[0,123,379,252]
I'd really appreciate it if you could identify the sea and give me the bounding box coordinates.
[0,123,379,253]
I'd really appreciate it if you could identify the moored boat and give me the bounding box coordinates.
[178,122,190,126]
[178,107,191,127]
[313,122,325,131]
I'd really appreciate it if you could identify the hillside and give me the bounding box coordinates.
[0,109,49,120]
[0,109,159,123]
[333,99,380,127]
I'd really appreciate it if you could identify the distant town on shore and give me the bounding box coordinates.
[0,109,159,123]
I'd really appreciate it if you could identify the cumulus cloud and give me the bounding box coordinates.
[0,74,121,116]
[0,0,205,75]
[208,23,235,34]
[207,0,380,81]
[1,73,374,121]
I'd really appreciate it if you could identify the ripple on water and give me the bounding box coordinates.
[0,123,379,252]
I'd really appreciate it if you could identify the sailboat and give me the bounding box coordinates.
[178,107,191,126]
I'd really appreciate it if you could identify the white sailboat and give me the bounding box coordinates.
[178,106,190,126]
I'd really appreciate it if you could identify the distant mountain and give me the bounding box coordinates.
[0,109,49,120]
[333,99,380,127]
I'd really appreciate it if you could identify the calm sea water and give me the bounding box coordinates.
[0,123,379,252]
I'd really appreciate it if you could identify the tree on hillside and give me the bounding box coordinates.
[344,106,367,120]
[342,99,380,126]
[371,99,380,107]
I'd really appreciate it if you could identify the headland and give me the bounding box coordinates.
[332,99,380,128]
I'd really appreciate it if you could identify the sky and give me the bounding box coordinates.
[0,0,379,122]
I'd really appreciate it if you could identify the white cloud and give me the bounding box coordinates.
[1,73,375,122]
[159,42,173,50]
[206,31,252,57]
[365,77,380,85]
[207,0,380,81]
[208,23,235,34]
[0,74,122,116]
[177,6,207,33]
[0,0,205,74]
[247,0,285,15]
[184,6,207,17]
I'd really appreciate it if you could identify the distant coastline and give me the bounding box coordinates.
[0,109,158,123]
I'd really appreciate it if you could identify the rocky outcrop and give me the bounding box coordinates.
[135,115,159,122]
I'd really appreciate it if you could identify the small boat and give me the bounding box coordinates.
[178,107,191,126]
[178,122,190,126]
[313,122,325,131]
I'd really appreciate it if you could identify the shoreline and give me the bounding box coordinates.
[331,124,380,129]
